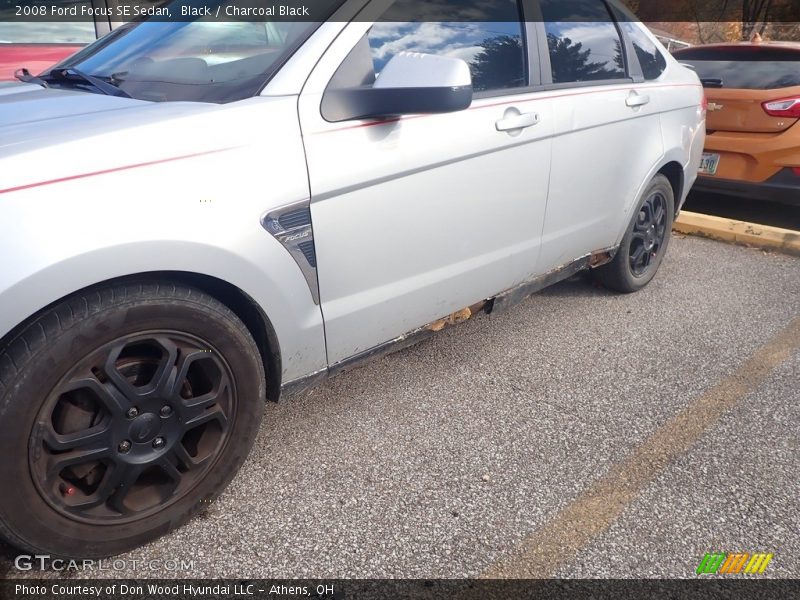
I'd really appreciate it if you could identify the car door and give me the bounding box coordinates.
[535,0,665,273]
[298,0,555,366]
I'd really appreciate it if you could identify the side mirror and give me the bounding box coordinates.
[322,52,473,122]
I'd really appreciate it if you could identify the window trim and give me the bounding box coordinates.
[518,0,538,89]
[468,0,537,96]
[472,0,544,99]
[608,3,642,82]
[539,78,634,92]
[524,0,551,87]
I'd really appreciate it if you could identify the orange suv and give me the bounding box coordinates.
[674,43,800,206]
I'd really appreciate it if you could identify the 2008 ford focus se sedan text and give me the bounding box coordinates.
[0,0,705,558]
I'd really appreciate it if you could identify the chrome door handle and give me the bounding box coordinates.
[496,111,540,132]
[626,93,651,107]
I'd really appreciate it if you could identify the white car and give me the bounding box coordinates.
[0,0,705,557]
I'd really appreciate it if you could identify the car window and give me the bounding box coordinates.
[674,46,800,90]
[619,22,666,80]
[0,0,96,44]
[539,0,626,84]
[333,0,527,94]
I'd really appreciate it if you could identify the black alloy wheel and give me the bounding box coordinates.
[30,332,235,524]
[629,190,669,277]
[0,282,265,558]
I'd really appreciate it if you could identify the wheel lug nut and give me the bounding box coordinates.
[118,440,132,453]
[159,405,172,418]
[152,437,165,449]
[126,407,139,419]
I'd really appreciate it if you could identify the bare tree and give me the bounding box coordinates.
[628,0,798,42]
[741,0,774,39]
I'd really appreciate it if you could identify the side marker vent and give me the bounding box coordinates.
[298,241,317,268]
[279,208,312,230]
[261,201,319,304]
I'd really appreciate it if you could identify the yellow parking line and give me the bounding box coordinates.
[481,318,800,579]
[674,211,800,256]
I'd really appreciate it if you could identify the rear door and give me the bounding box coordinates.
[535,0,664,273]
[299,0,555,365]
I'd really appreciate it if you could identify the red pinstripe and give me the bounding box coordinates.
[0,147,236,196]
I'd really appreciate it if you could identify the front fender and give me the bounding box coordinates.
[0,235,327,383]
[0,95,326,382]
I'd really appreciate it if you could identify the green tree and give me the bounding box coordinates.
[470,35,526,91]
[547,33,615,83]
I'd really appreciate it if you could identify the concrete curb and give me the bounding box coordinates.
[674,211,800,256]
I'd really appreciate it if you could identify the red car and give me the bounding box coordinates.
[0,3,112,80]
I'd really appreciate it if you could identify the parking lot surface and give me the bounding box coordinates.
[3,235,799,579]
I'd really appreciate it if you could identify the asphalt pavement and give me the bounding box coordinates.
[3,234,799,579]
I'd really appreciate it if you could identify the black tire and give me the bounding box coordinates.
[593,174,675,293]
[0,281,265,558]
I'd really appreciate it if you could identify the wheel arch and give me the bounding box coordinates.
[155,272,283,402]
[615,158,687,247]
[657,161,685,216]
[0,272,283,402]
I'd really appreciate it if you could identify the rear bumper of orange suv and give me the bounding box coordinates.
[693,168,800,206]
[693,122,800,205]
